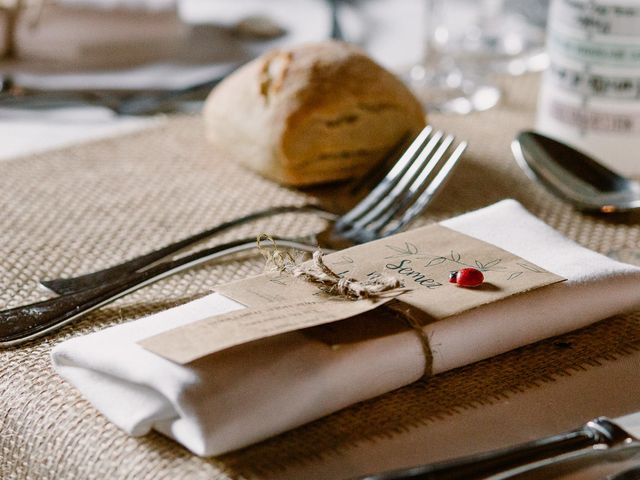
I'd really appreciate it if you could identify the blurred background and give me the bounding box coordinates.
[1,1,549,72]
[0,0,550,157]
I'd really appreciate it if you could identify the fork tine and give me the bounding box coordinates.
[363,134,456,235]
[385,141,467,237]
[334,125,434,231]
[342,131,442,233]
[345,131,415,196]
[343,130,445,233]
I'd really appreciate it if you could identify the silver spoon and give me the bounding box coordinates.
[511,131,640,213]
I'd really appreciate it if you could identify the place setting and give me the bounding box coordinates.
[1,1,640,479]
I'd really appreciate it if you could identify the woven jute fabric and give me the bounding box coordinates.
[1,75,639,480]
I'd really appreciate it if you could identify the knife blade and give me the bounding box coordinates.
[354,413,640,480]
[0,62,239,115]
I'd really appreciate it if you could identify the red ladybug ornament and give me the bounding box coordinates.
[449,268,484,287]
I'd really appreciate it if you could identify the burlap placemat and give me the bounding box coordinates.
[1,75,639,480]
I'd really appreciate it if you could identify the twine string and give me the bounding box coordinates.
[256,233,403,299]
[389,304,434,379]
[257,234,433,376]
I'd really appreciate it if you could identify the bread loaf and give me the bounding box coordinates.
[203,41,426,186]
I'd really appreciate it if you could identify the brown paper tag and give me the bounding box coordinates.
[218,225,565,319]
[139,224,565,364]
[139,295,397,365]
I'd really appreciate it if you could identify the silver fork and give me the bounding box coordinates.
[40,203,335,295]
[40,126,452,296]
[0,126,466,347]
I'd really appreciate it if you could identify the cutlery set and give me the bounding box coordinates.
[0,125,466,347]
[3,126,635,348]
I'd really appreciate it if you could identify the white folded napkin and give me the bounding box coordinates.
[51,200,640,456]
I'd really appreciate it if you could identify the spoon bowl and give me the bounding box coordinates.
[512,131,640,213]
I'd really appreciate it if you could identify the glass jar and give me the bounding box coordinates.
[536,0,640,178]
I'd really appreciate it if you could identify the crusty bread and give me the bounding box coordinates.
[203,41,426,186]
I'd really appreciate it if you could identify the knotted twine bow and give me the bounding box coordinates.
[256,234,403,299]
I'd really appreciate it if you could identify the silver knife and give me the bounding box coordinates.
[354,413,640,480]
[0,63,238,115]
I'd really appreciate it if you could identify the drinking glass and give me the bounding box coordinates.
[407,0,502,114]
[468,0,550,76]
